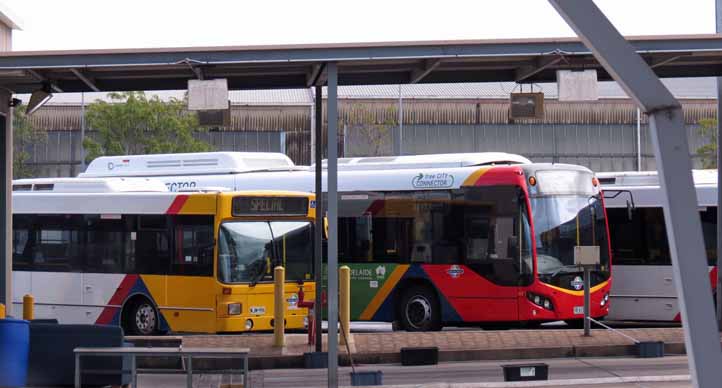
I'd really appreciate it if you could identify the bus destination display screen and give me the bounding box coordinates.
[232,196,308,216]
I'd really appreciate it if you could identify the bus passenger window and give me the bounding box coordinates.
[132,215,170,275]
[84,215,124,273]
[171,216,214,276]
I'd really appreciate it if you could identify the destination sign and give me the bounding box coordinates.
[232,196,309,217]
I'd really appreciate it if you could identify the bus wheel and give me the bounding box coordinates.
[125,299,159,335]
[399,285,441,331]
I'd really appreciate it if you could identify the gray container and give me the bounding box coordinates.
[636,341,664,358]
[304,352,328,369]
[350,371,383,386]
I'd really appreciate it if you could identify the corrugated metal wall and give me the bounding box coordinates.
[388,123,704,172]
[22,131,284,177]
[21,99,717,177]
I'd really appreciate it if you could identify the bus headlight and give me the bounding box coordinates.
[600,293,610,307]
[245,319,254,330]
[527,292,554,311]
[228,303,242,316]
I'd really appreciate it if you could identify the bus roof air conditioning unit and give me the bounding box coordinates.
[509,92,544,120]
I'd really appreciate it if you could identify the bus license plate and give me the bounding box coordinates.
[573,306,584,315]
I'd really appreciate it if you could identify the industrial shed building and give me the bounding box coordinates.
[20,77,717,177]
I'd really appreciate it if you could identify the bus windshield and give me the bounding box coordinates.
[531,195,610,284]
[218,221,313,284]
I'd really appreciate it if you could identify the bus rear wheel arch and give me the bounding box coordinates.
[122,296,160,336]
[396,283,442,332]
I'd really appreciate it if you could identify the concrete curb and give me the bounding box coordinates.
[365,374,691,388]
[125,336,688,370]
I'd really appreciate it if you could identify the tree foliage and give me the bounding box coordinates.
[696,118,718,169]
[344,104,397,156]
[83,91,211,163]
[14,105,47,179]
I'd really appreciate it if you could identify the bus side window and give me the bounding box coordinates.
[131,215,171,275]
[84,215,124,273]
[33,215,84,272]
[700,207,717,266]
[12,214,32,271]
[170,216,214,276]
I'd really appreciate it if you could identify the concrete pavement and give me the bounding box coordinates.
[136,355,693,387]
[174,327,690,369]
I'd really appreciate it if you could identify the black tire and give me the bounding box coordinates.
[124,299,159,335]
[398,285,442,331]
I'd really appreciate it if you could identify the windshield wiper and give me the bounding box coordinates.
[249,268,266,287]
[546,265,581,279]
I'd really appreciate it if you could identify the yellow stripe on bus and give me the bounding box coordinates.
[462,167,492,186]
[178,194,217,214]
[543,279,610,297]
[359,265,409,321]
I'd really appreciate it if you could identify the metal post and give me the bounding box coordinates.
[636,108,642,171]
[715,0,722,330]
[0,91,12,311]
[80,91,86,172]
[395,84,403,156]
[314,85,324,352]
[548,2,722,387]
[339,266,351,345]
[326,62,339,388]
[583,266,591,336]
[273,266,285,347]
[74,353,80,388]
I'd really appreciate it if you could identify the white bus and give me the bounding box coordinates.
[599,170,717,322]
[11,177,318,334]
[79,151,615,331]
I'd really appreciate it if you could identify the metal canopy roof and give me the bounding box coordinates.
[0,34,721,93]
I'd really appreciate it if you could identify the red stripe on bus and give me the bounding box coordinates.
[95,275,139,325]
[166,195,189,214]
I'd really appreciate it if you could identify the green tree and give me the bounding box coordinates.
[345,104,397,156]
[14,105,47,179]
[83,91,211,163]
[696,118,718,169]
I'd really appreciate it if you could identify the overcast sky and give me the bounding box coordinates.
[1,0,716,51]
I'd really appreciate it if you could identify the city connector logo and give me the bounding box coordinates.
[571,276,584,291]
[447,265,464,279]
[412,172,455,189]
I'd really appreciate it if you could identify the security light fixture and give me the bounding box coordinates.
[26,83,53,115]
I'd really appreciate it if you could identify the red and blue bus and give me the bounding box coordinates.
[82,152,613,330]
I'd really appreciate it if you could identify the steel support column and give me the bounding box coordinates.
[715,0,722,331]
[548,1,722,387]
[314,84,324,352]
[0,91,11,309]
[326,62,339,388]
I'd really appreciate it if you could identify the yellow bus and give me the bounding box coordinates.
[11,177,316,334]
